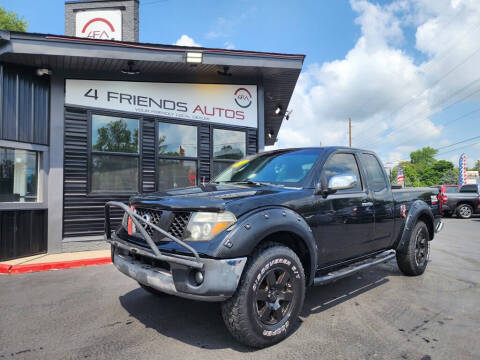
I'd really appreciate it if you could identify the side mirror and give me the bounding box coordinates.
[328,174,358,191]
[315,174,358,197]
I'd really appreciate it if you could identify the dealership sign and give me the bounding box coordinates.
[75,10,122,41]
[65,80,258,128]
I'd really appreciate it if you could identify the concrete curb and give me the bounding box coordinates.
[1,257,112,275]
[0,264,11,274]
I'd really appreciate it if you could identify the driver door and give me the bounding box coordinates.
[310,152,375,267]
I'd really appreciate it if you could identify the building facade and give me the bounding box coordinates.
[0,0,304,260]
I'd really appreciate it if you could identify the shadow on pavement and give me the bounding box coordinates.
[119,261,400,352]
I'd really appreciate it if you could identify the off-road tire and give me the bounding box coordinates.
[221,242,305,348]
[456,204,473,219]
[138,283,169,296]
[396,221,430,276]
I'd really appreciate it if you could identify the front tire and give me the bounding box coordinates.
[221,243,305,348]
[396,221,430,276]
[456,204,473,219]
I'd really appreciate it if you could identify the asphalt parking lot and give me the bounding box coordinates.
[1,217,479,360]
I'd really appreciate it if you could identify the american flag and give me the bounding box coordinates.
[459,153,467,185]
[397,166,405,185]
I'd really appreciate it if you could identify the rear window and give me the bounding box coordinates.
[445,186,459,193]
[460,184,478,193]
[360,153,388,192]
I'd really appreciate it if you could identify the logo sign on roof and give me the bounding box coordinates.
[65,80,258,128]
[76,10,122,41]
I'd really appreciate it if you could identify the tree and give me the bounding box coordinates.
[390,148,456,187]
[439,169,458,185]
[410,147,437,166]
[93,119,138,152]
[0,7,28,32]
[470,160,480,172]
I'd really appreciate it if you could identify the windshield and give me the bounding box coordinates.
[213,149,323,186]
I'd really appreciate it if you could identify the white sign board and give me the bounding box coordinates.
[65,80,258,128]
[76,10,122,41]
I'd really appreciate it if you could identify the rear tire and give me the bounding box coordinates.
[138,283,169,296]
[396,221,430,276]
[221,243,305,348]
[456,204,473,219]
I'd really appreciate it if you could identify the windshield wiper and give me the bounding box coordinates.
[222,180,284,187]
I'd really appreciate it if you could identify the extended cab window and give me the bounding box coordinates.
[321,153,362,192]
[361,153,388,192]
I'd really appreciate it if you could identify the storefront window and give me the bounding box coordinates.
[213,129,246,160]
[213,128,246,177]
[91,155,139,192]
[90,114,140,192]
[92,115,139,153]
[157,121,198,190]
[158,159,197,189]
[158,122,197,157]
[0,148,38,202]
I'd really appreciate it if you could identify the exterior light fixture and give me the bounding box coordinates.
[285,110,292,120]
[36,68,52,77]
[121,61,140,75]
[186,52,203,64]
[275,106,282,115]
[268,130,274,139]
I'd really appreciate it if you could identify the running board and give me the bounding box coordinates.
[313,250,396,286]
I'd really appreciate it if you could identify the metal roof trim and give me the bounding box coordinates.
[5,31,305,62]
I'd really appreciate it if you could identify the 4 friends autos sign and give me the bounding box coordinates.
[75,10,122,40]
[65,80,258,128]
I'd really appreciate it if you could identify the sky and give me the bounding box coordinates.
[2,0,480,168]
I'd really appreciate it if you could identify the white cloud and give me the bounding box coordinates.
[174,34,201,47]
[270,0,480,164]
[224,41,236,50]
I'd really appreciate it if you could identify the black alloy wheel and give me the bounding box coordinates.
[396,221,430,276]
[254,268,294,326]
[414,226,429,267]
[221,243,305,348]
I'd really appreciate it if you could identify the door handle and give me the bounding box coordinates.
[362,201,373,207]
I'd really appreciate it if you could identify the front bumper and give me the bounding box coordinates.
[105,201,247,301]
[111,243,247,302]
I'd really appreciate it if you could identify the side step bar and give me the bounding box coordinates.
[313,250,396,286]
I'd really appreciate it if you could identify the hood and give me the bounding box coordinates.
[130,184,301,216]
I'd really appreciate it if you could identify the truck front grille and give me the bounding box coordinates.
[132,208,191,241]
[135,208,163,236]
[168,212,191,239]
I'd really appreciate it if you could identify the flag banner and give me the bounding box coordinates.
[459,153,467,186]
[397,166,405,185]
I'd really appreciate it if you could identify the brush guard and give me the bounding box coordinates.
[104,201,203,270]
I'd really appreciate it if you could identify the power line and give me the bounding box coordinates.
[436,135,480,151]
[357,76,480,147]
[356,34,480,146]
[435,140,480,157]
[353,13,480,117]
[388,106,480,150]
[359,85,480,149]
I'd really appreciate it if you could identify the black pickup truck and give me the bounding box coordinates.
[105,147,443,348]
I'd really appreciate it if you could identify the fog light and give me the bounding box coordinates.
[195,271,204,285]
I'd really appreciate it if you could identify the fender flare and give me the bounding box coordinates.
[214,207,318,285]
[395,200,434,254]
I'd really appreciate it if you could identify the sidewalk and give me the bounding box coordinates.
[0,250,111,275]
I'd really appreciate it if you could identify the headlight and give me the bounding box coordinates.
[184,211,237,241]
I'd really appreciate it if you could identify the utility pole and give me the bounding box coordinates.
[348,117,352,147]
